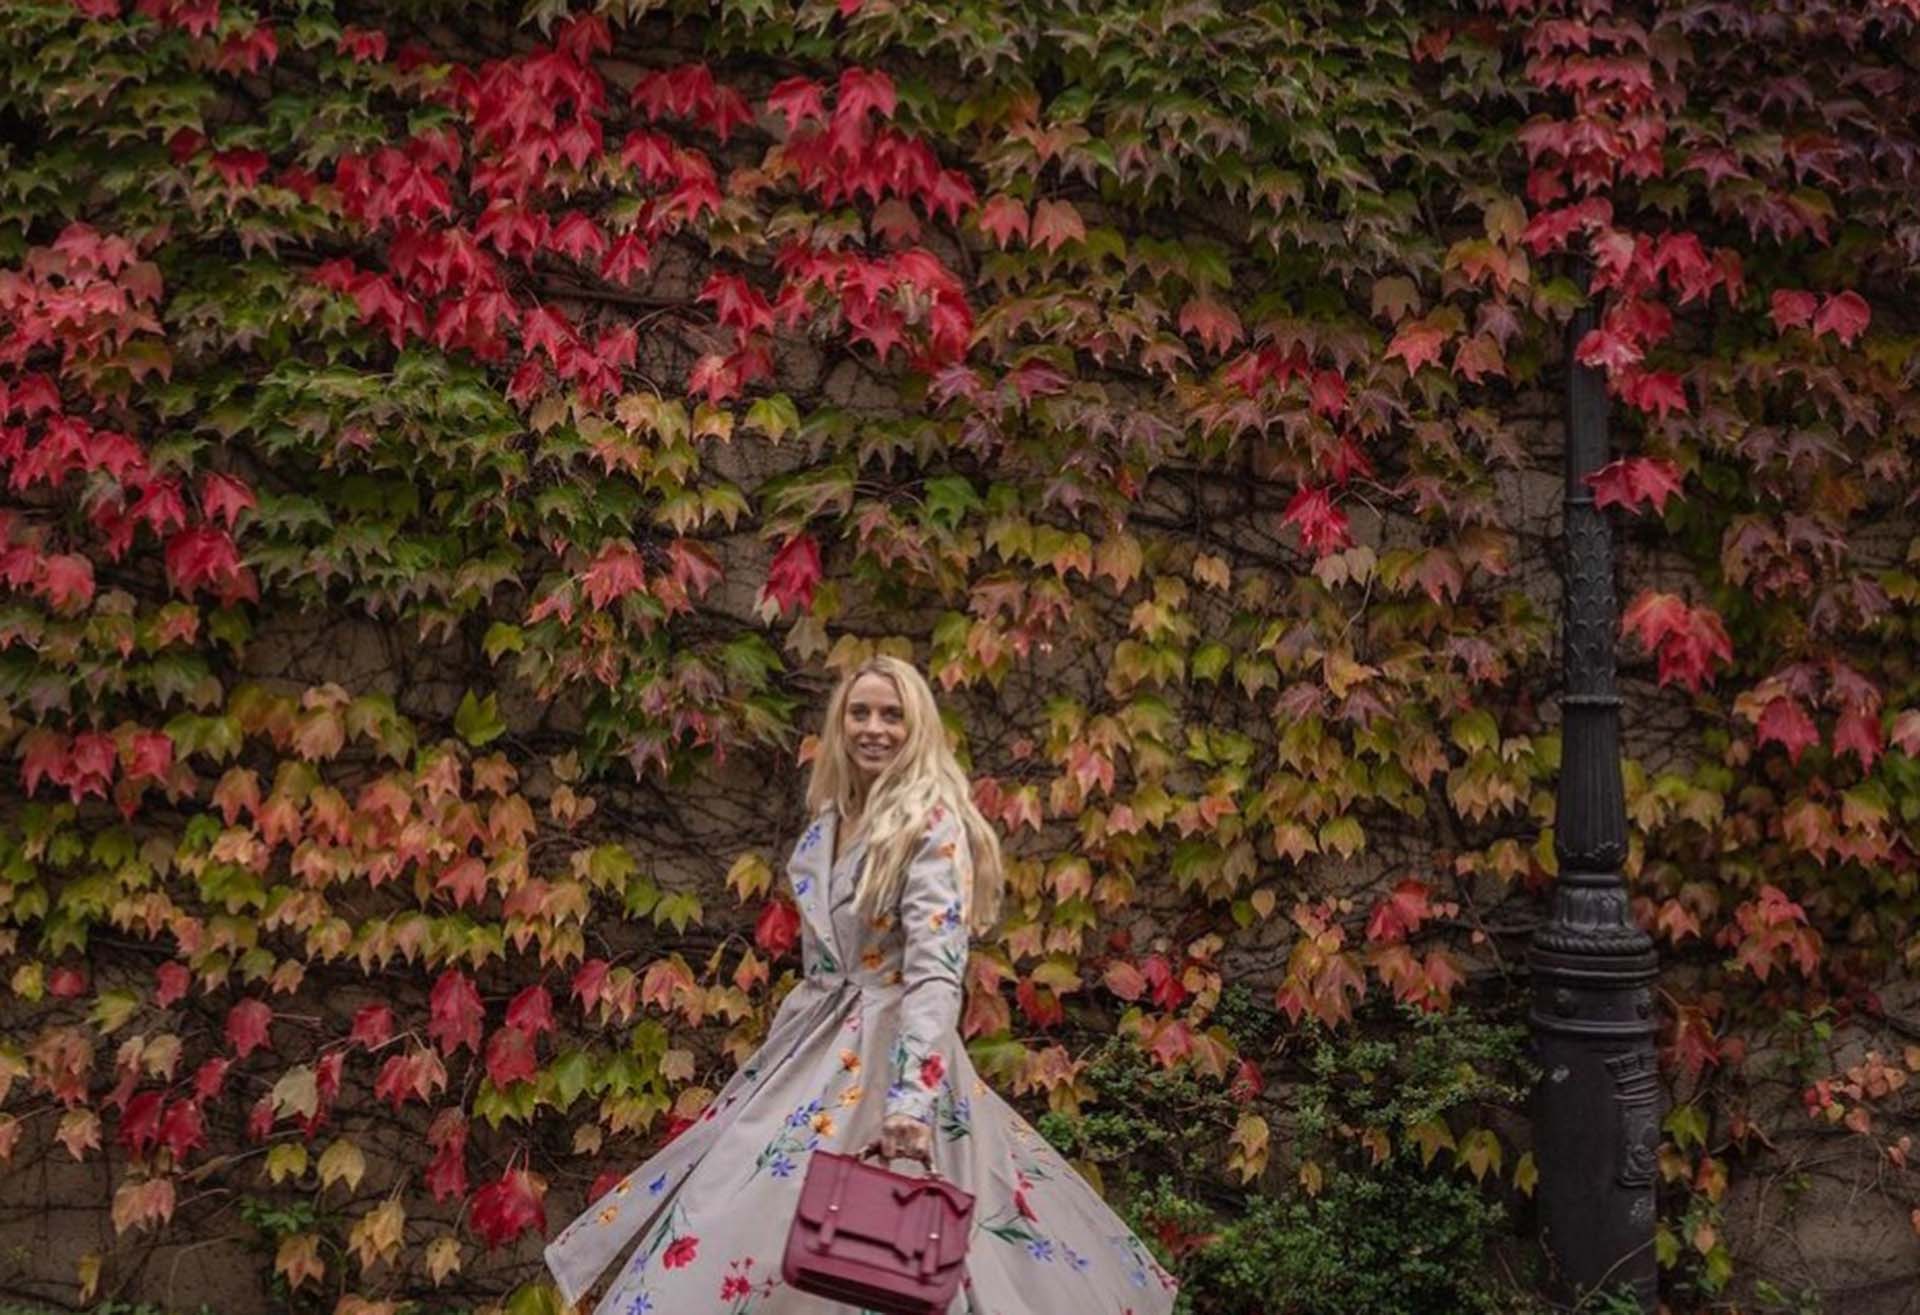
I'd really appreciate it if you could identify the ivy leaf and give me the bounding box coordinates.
[318,1138,367,1192]
[753,897,800,957]
[922,475,982,528]
[427,969,485,1058]
[1620,592,1732,692]
[976,194,1029,249]
[469,1164,547,1250]
[1753,696,1820,765]
[1029,200,1086,254]
[225,999,273,1059]
[484,1026,538,1088]
[1384,316,1450,374]
[760,533,822,614]
[1811,290,1870,344]
[454,690,507,747]
[1586,457,1683,515]
[1280,486,1351,557]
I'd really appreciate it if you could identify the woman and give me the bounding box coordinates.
[544,655,1180,1314]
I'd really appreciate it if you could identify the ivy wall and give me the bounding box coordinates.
[0,1,1917,1312]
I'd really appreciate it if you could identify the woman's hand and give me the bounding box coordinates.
[878,1112,934,1166]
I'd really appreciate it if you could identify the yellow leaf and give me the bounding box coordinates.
[572,1124,603,1156]
[725,852,773,901]
[1191,553,1231,592]
[1298,1158,1323,1197]
[1094,532,1144,592]
[1513,1150,1538,1197]
[111,1177,175,1233]
[1690,1220,1717,1255]
[348,1198,407,1272]
[266,1142,309,1184]
[1695,1154,1727,1203]
[318,1139,366,1193]
[426,1234,462,1285]
[660,1049,696,1083]
[1323,650,1379,699]
[1227,1112,1270,1183]
[1249,888,1276,920]
[1358,1126,1392,1167]
[1457,1127,1502,1182]
[77,1253,101,1303]
[276,1233,326,1290]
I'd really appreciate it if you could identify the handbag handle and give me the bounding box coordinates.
[857,1135,933,1172]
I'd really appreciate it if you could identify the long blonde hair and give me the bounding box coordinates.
[804,656,1005,935]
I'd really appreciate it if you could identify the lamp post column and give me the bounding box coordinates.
[1528,291,1661,1311]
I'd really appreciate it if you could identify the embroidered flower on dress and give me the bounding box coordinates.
[662,1236,699,1269]
[647,1172,668,1194]
[838,1048,861,1071]
[918,1053,946,1089]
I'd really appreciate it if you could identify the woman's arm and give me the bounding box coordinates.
[884,804,971,1127]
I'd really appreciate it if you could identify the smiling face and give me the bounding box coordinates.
[841,670,908,788]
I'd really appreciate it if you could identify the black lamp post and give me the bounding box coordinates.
[1527,288,1661,1311]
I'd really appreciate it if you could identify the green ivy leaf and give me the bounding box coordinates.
[454,690,507,747]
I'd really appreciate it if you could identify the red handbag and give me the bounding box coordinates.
[782,1140,975,1314]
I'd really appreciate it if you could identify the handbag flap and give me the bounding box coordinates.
[794,1152,973,1269]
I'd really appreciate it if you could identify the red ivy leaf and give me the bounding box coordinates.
[1769,289,1818,333]
[1586,457,1683,515]
[767,77,827,132]
[761,533,822,614]
[225,998,273,1059]
[1280,486,1352,557]
[1755,696,1820,764]
[504,984,554,1035]
[1385,317,1450,374]
[753,897,801,958]
[1177,297,1243,353]
[835,67,896,121]
[159,1098,206,1161]
[483,1026,538,1088]
[1365,879,1433,945]
[153,961,190,1008]
[336,26,388,62]
[117,1089,164,1157]
[976,194,1029,249]
[581,542,647,610]
[349,1003,393,1050]
[1621,592,1732,692]
[1832,706,1883,771]
[1029,199,1085,254]
[1811,290,1870,345]
[469,1165,547,1250]
[199,472,255,528]
[427,968,485,1057]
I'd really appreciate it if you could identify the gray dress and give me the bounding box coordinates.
[543,800,1180,1314]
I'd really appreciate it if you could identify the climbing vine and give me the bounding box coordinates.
[0,1,1916,1312]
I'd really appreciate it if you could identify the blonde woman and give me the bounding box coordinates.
[545,656,1179,1313]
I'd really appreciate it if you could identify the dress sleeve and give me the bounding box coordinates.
[884,805,971,1125]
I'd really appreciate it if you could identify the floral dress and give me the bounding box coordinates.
[544,801,1180,1315]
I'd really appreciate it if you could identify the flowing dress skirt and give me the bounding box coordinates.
[544,971,1181,1314]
